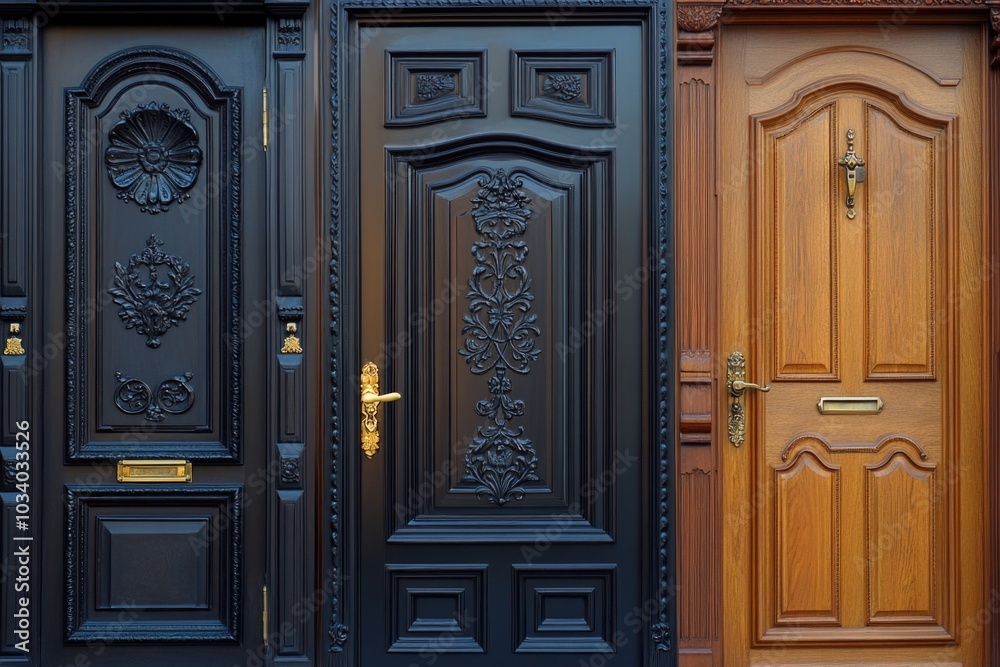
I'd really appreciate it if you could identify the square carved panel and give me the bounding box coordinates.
[386,565,486,653]
[65,486,242,643]
[511,50,615,127]
[385,50,487,126]
[513,564,616,653]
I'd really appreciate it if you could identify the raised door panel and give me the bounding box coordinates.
[65,48,242,461]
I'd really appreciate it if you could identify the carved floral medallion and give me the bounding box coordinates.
[460,169,541,505]
[114,371,195,422]
[108,235,202,348]
[105,102,203,214]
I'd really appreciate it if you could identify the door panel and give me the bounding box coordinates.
[355,17,650,666]
[40,26,267,665]
[721,24,983,665]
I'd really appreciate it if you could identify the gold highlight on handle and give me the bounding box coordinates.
[360,362,401,459]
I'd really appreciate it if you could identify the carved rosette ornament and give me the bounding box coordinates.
[108,235,202,348]
[460,169,541,506]
[105,102,203,214]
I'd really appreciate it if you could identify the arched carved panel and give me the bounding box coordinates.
[866,449,938,624]
[383,135,615,541]
[65,47,242,460]
[773,447,841,625]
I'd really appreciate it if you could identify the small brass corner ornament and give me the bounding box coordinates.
[281,322,303,354]
[4,323,24,356]
[837,128,866,220]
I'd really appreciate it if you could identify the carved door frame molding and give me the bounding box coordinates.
[324,2,677,665]
[0,0,324,663]
[674,1,1000,664]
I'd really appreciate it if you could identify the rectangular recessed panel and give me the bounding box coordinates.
[386,565,486,653]
[770,104,838,379]
[511,50,615,127]
[867,451,937,624]
[98,517,209,610]
[513,565,615,653]
[384,50,486,126]
[65,486,241,642]
[774,449,840,625]
[865,105,938,379]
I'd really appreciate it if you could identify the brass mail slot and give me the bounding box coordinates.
[117,460,192,483]
[816,396,883,415]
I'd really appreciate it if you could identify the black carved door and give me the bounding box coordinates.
[39,27,268,665]
[354,14,651,666]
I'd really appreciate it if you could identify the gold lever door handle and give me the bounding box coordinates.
[360,362,401,459]
[727,351,769,447]
[730,379,770,397]
[361,391,402,404]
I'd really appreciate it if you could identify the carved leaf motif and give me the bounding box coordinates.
[542,74,583,101]
[415,73,456,100]
[105,102,203,214]
[108,235,203,348]
[461,170,540,505]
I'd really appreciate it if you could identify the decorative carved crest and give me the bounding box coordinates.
[108,235,203,348]
[277,18,303,48]
[460,169,540,505]
[677,4,723,32]
[114,371,195,422]
[105,102,203,214]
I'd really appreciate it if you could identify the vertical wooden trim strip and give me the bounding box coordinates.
[0,15,34,664]
[265,5,312,664]
[989,8,1000,664]
[676,4,721,666]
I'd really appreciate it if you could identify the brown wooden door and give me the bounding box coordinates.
[720,24,986,665]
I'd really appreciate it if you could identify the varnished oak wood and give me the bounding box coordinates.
[719,22,985,666]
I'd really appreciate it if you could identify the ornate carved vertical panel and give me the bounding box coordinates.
[64,48,242,461]
[266,3,311,662]
[677,5,721,665]
[768,103,839,380]
[864,103,945,379]
[774,449,841,625]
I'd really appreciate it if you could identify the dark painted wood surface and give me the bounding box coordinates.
[39,25,269,665]
[343,12,665,666]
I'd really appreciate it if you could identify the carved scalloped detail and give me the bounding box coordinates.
[677,4,723,32]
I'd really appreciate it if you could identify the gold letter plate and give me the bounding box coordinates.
[816,396,883,415]
[117,460,193,483]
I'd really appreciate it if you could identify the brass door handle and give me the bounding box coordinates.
[730,379,770,397]
[360,362,401,459]
[361,391,402,404]
[727,351,769,446]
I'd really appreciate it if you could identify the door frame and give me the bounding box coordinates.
[0,0,325,664]
[324,2,677,666]
[674,2,999,665]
